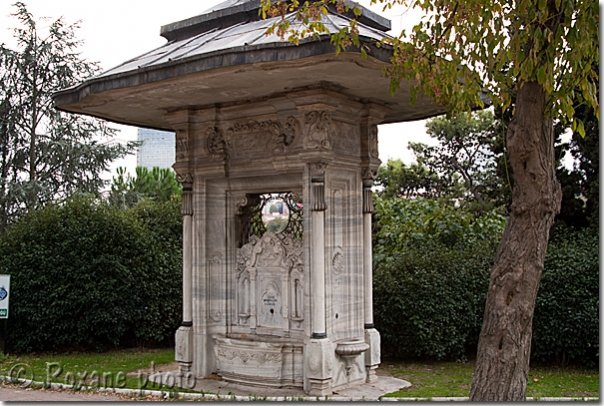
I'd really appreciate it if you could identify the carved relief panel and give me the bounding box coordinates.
[235,193,304,335]
[205,118,302,164]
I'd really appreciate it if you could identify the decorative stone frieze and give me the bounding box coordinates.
[224,120,285,157]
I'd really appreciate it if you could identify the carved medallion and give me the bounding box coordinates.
[332,249,345,289]
[304,111,332,150]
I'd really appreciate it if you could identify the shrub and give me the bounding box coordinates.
[531,227,599,367]
[374,239,497,361]
[373,197,598,367]
[0,195,182,352]
[127,196,183,345]
[373,196,503,361]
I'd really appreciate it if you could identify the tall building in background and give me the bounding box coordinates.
[137,128,175,170]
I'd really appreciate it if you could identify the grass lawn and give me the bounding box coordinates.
[0,349,598,399]
[380,359,599,399]
[0,348,179,392]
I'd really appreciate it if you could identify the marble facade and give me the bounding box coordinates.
[170,89,383,395]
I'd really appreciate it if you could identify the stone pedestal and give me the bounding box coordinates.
[306,339,334,396]
[175,326,193,374]
[364,328,381,383]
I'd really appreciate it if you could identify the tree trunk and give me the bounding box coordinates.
[469,81,562,401]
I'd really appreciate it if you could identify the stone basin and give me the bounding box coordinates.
[213,334,304,388]
[335,340,370,376]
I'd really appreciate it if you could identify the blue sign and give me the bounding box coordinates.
[0,275,9,318]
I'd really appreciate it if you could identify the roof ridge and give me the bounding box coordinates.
[160,0,390,42]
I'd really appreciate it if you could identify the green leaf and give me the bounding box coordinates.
[537,66,546,85]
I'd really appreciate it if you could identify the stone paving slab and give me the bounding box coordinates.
[149,372,411,401]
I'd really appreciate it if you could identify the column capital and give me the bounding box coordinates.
[311,182,326,212]
[181,188,193,216]
[308,161,328,182]
[309,161,328,212]
[363,187,374,214]
[175,170,193,187]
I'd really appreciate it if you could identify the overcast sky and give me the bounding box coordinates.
[0,0,436,177]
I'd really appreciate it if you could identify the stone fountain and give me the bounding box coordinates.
[54,0,446,396]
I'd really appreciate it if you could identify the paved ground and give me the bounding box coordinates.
[0,385,126,401]
[0,374,410,402]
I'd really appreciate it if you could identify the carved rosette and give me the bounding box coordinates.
[304,111,332,150]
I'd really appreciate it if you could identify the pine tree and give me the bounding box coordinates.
[0,3,136,231]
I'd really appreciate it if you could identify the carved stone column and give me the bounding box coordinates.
[362,170,380,383]
[175,175,194,374]
[165,109,195,376]
[181,177,194,326]
[310,166,327,339]
[360,119,382,384]
[362,174,375,329]
[306,161,333,396]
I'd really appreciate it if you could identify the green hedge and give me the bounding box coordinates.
[532,228,599,367]
[374,240,496,361]
[373,197,599,366]
[0,195,182,352]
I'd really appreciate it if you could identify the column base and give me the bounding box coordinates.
[364,328,381,383]
[175,325,193,376]
[308,378,332,396]
[306,338,333,396]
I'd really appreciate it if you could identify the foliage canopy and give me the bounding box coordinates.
[260,0,599,133]
[0,3,135,231]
